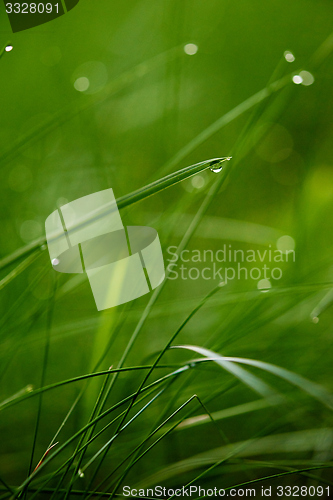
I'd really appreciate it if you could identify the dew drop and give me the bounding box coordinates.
[5,45,13,52]
[210,165,223,173]
[312,316,319,324]
[292,74,303,85]
[284,50,295,63]
[210,157,232,173]
[78,469,84,478]
[257,279,271,292]
[52,258,59,266]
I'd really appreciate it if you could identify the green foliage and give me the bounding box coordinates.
[0,0,333,497]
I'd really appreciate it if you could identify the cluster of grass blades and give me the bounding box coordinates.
[1,25,333,500]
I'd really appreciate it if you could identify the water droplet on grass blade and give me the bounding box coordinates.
[209,157,232,173]
[292,74,303,85]
[312,316,319,324]
[5,45,13,52]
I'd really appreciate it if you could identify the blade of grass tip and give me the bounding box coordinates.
[32,443,59,473]
[55,157,231,243]
[220,356,333,410]
[0,157,230,273]
[0,385,34,408]
[176,352,333,410]
[13,367,189,498]
[171,346,281,401]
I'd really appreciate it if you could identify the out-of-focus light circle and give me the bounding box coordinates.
[284,51,295,62]
[292,75,303,85]
[257,279,271,292]
[72,61,108,94]
[191,174,205,189]
[299,70,315,86]
[184,43,198,55]
[277,235,295,253]
[74,77,90,92]
[5,45,13,52]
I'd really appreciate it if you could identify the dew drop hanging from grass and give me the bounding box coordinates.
[210,157,232,173]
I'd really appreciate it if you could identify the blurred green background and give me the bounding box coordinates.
[1,0,333,495]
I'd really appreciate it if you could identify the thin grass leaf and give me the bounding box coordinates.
[0,157,230,272]
[171,346,281,401]
[172,346,333,409]
[139,428,333,488]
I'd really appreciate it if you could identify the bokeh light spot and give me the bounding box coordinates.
[74,77,90,92]
[277,235,295,253]
[292,75,303,85]
[284,51,295,62]
[191,174,205,189]
[299,70,315,86]
[184,43,198,55]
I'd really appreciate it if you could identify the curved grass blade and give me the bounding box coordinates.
[0,157,230,272]
[172,346,333,410]
[171,346,280,401]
